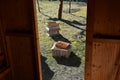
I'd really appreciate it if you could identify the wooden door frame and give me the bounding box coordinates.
[32,0,43,80]
[85,0,95,80]
[0,0,43,80]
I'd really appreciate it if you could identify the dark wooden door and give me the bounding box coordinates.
[85,0,120,80]
[0,0,42,80]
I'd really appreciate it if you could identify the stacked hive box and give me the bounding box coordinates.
[46,22,60,36]
[51,41,72,58]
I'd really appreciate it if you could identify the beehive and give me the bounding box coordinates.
[51,42,72,58]
[46,22,60,36]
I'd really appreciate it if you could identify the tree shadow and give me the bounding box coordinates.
[74,30,86,40]
[41,55,54,80]
[49,17,86,30]
[79,30,86,41]
[80,30,86,36]
[51,34,71,43]
[39,12,86,31]
[53,52,81,67]
[41,12,86,31]
[80,0,87,2]
[80,30,85,34]
[72,20,86,26]
[40,11,51,18]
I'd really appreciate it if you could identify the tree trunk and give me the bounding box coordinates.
[69,0,72,13]
[37,0,40,12]
[58,0,63,20]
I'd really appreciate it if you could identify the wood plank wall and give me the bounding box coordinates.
[93,0,120,37]
[92,39,120,80]
[86,0,120,80]
[0,0,42,80]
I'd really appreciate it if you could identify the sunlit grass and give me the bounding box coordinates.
[73,6,87,18]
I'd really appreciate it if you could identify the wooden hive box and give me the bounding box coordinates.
[51,42,72,58]
[46,22,60,36]
[47,22,59,28]
[46,27,60,36]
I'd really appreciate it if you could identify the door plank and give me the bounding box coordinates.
[0,0,42,80]
[91,39,120,80]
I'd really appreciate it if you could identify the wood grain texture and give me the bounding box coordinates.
[0,17,11,80]
[0,0,33,31]
[0,0,42,80]
[115,67,120,80]
[32,0,43,80]
[91,39,120,80]
[86,0,120,80]
[85,0,95,79]
[93,0,120,36]
[6,36,36,80]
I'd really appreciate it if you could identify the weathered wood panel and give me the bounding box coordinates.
[93,0,120,37]
[85,0,95,79]
[0,0,34,31]
[86,0,120,80]
[116,68,120,80]
[0,0,42,80]
[0,18,11,80]
[6,36,35,80]
[91,39,120,80]
[115,68,120,80]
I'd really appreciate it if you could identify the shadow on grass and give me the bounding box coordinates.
[51,34,71,43]
[41,55,54,80]
[49,17,86,30]
[79,30,86,38]
[39,12,86,30]
[40,11,51,18]
[53,52,81,67]
[80,30,85,36]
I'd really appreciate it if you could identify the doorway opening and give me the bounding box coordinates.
[36,0,87,80]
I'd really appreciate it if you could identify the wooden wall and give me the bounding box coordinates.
[93,0,120,37]
[86,0,120,80]
[0,0,42,80]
